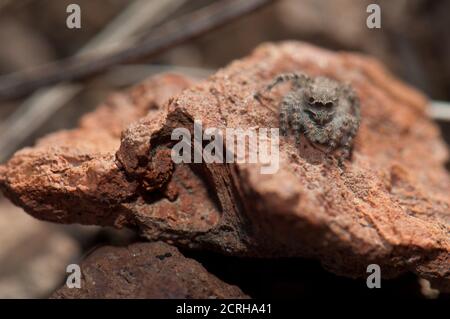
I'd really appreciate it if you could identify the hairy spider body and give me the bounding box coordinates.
[256,73,360,159]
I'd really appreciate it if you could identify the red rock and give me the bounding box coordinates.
[51,241,247,299]
[1,42,449,291]
[0,73,193,226]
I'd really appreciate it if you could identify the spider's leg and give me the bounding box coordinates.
[279,97,291,136]
[266,73,308,92]
[326,140,338,154]
[290,102,303,145]
[341,83,361,119]
[291,73,310,90]
[253,91,263,102]
[340,130,355,160]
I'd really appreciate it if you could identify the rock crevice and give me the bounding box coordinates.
[1,42,449,292]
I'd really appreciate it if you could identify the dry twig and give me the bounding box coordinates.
[0,0,274,100]
[0,0,187,162]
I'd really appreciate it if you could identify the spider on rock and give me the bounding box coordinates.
[254,73,361,160]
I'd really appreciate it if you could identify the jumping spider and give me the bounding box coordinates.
[255,73,360,159]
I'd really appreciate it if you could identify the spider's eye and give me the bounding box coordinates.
[308,97,315,104]
[314,102,323,108]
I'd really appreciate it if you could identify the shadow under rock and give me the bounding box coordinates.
[181,248,449,299]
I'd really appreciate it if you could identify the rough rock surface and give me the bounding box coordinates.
[52,241,247,299]
[0,73,193,227]
[1,42,449,291]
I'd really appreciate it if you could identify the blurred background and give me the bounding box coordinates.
[0,0,448,298]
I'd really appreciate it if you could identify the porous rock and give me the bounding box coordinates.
[52,241,247,299]
[1,42,449,291]
[0,73,193,226]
